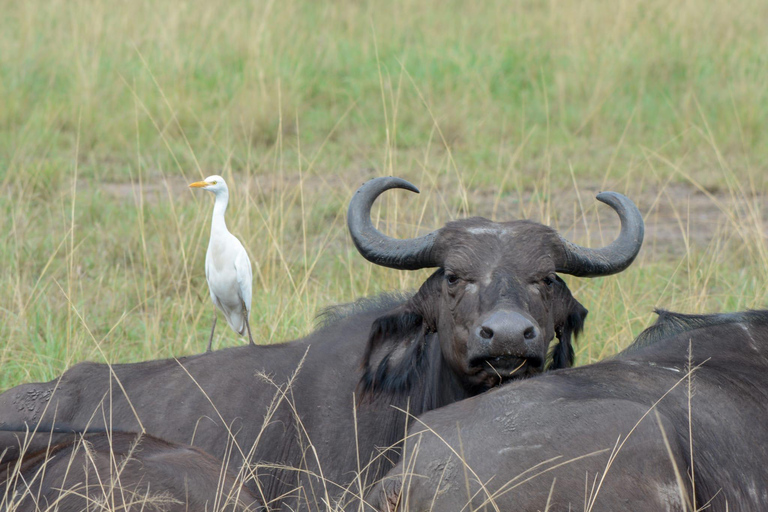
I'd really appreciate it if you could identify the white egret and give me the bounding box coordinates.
[189,175,254,351]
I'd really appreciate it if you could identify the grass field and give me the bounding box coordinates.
[1,0,767,395]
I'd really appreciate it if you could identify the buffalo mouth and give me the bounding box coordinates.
[468,355,544,385]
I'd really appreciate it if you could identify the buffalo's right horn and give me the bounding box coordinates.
[556,191,644,277]
[347,177,441,270]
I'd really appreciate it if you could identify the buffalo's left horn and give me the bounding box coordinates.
[347,177,441,270]
[556,192,644,277]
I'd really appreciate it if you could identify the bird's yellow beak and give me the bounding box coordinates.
[189,181,208,188]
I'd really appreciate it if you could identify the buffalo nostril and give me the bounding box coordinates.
[524,326,537,340]
[480,326,494,340]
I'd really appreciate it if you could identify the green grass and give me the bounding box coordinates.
[1,0,768,395]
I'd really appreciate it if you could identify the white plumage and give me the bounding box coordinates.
[189,175,254,350]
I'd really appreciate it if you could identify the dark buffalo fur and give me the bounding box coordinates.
[1,432,261,511]
[627,308,765,351]
[0,217,600,511]
[368,309,768,511]
[549,275,586,369]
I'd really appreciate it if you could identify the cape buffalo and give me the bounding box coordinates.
[1,432,261,511]
[0,177,643,511]
[368,310,768,512]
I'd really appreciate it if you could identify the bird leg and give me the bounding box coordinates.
[207,313,217,353]
[243,301,255,346]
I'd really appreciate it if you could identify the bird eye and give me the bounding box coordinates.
[211,181,218,185]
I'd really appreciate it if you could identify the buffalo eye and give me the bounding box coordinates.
[445,272,460,286]
[542,274,557,287]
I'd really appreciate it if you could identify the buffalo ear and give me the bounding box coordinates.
[549,283,588,369]
[359,307,428,397]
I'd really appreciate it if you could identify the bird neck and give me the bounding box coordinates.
[211,190,229,235]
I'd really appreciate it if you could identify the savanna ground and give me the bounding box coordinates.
[0,0,767,508]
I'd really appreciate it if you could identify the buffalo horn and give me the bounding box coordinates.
[556,192,644,277]
[347,177,440,270]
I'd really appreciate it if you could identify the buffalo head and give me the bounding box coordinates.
[350,177,643,394]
